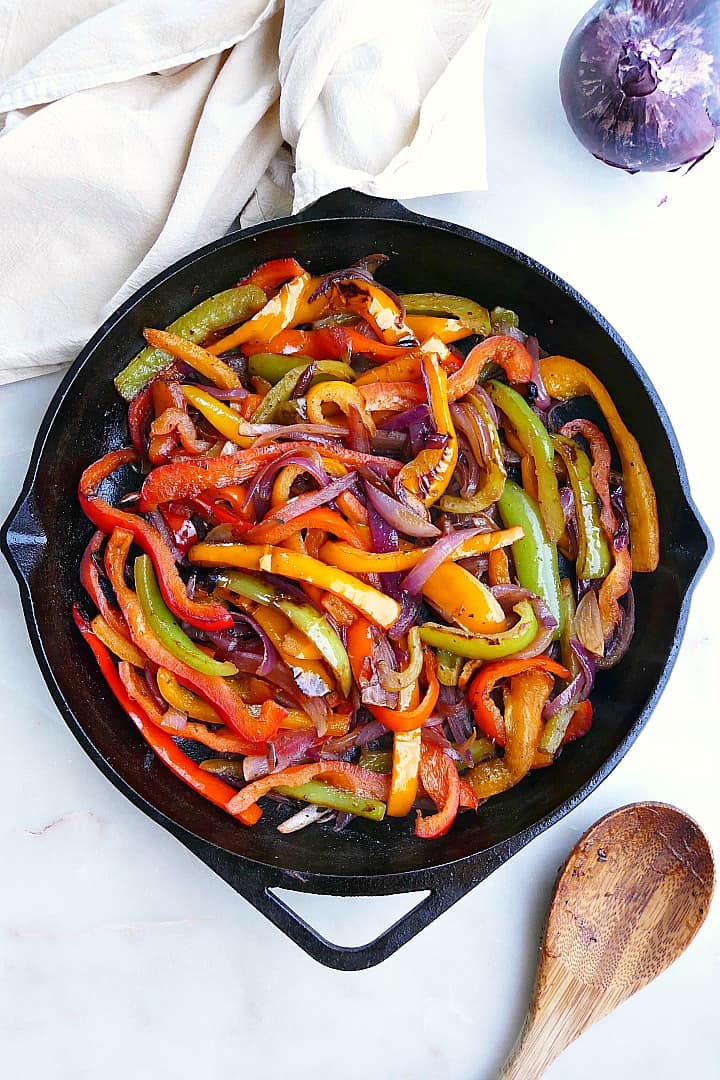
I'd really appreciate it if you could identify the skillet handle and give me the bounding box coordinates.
[293,187,420,224]
[1,490,46,585]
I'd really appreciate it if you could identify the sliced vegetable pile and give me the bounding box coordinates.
[76,254,659,839]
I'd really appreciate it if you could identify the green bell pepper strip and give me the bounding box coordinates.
[419,601,538,659]
[438,391,506,514]
[134,555,238,677]
[115,285,267,401]
[249,353,355,385]
[274,781,386,821]
[400,293,491,336]
[552,434,612,580]
[217,571,352,697]
[497,480,563,635]
[487,380,564,543]
[539,579,579,754]
[490,306,520,335]
[358,750,392,773]
[436,649,463,687]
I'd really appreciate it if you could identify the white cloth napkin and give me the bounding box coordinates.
[0,0,492,384]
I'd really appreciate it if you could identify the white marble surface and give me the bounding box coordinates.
[1,2,719,1077]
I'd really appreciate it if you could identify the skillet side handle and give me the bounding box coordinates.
[1,490,47,585]
[293,187,419,224]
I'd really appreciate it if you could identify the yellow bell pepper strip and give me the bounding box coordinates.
[251,364,309,423]
[274,781,387,821]
[497,479,563,634]
[305,380,376,434]
[396,354,457,507]
[181,385,256,447]
[142,329,242,391]
[447,336,534,399]
[388,730,423,812]
[90,614,146,666]
[318,525,523,574]
[134,555,238,677]
[422,562,506,634]
[552,434,612,580]
[114,284,266,401]
[405,316,472,344]
[488,379,564,543]
[539,355,659,571]
[401,292,492,337]
[466,669,554,799]
[415,742,462,839]
[438,391,507,514]
[207,272,321,354]
[189,543,401,629]
[248,353,355,384]
[72,607,262,826]
[156,667,222,724]
[419,600,538,659]
[467,655,570,744]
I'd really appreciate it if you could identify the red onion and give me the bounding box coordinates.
[264,471,357,525]
[378,404,429,431]
[560,0,720,172]
[320,720,387,758]
[205,611,278,677]
[365,483,440,539]
[144,665,170,714]
[543,640,596,719]
[242,448,329,517]
[525,336,551,411]
[148,510,183,564]
[389,591,424,640]
[192,384,248,401]
[401,528,483,595]
[471,385,500,428]
[250,423,348,446]
[597,585,635,669]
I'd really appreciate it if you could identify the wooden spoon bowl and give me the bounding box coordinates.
[500,802,714,1079]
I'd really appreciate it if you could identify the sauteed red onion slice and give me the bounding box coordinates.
[402,528,483,595]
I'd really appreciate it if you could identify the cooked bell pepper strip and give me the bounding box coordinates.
[366,649,440,732]
[467,655,570,745]
[79,448,233,631]
[104,529,280,742]
[553,434,612,580]
[488,547,510,587]
[305,380,376,434]
[181,385,258,448]
[80,529,128,639]
[359,380,425,413]
[227,760,391,815]
[134,555,237,677]
[563,699,593,743]
[386,729,422,817]
[447,336,533,399]
[280,710,351,736]
[488,380,564,542]
[91,614,146,666]
[156,667,221,724]
[251,365,309,423]
[405,316,472,344]
[490,306,520,335]
[238,257,306,292]
[422,562,506,634]
[114,285,266,401]
[142,329,242,390]
[396,354,457,507]
[275,781,387,821]
[248,352,355,384]
[355,354,423,386]
[190,544,401,629]
[497,479,563,633]
[248,507,370,549]
[419,600,538,659]
[128,384,153,454]
[139,442,401,512]
[415,742,461,839]
[436,649,463,687]
[318,526,523,574]
[248,603,321,660]
[539,698,594,756]
[312,274,414,346]
[559,418,617,540]
[208,273,322,354]
[438,391,507,514]
[401,292,492,336]
[539,356,659,571]
[598,546,633,639]
[72,606,262,825]
[246,326,410,362]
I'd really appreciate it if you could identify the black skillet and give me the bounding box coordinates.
[1,189,712,970]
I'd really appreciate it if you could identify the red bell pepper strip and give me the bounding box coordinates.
[244,327,411,361]
[468,656,570,744]
[80,529,129,639]
[598,546,633,639]
[103,528,282,743]
[447,336,533,400]
[415,742,461,839]
[72,605,262,825]
[79,448,233,632]
[563,699,593,743]
[559,419,617,540]
[160,507,198,556]
[238,258,306,293]
[139,442,402,512]
[226,760,391,815]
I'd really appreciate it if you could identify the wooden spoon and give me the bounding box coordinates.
[500,802,714,1079]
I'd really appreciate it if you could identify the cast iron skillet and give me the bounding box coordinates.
[2,189,712,970]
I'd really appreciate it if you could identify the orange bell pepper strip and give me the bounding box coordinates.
[539,356,659,571]
[421,562,506,634]
[368,649,440,732]
[467,656,570,745]
[227,760,391,815]
[405,315,473,344]
[415,742,461,839]
[143,329,242,390]
[104,529,282,743]
[80,449,233,632]
[208,273,324,354]
[396,353,457,507]
[247,507,370,548]
[188,543,401,629]
[318,526,523,574]
[80,529,129,639]
[305,380,376,434]
[387,729,422,817]
[238,257,306,293]
[488,547,511,587]
[359,380,425,413]
[72,606,262,825]
[447,336,533,400]
[598,545,633,638]
[354,354,423,386]
[244,326,410,361]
